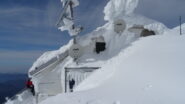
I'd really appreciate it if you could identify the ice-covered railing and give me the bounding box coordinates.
[4,88,34,104]
[3,88,26,104]
[29,50,69,76]
[65,67,100,92]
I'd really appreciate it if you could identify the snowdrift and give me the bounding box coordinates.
[41,30,185,104]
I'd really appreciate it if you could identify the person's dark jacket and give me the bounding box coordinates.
[69,79,75,89]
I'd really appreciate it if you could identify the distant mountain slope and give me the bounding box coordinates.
[0,74,27,83]
[0,74,27,103]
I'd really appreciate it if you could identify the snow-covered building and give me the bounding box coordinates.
[5,0,185,104]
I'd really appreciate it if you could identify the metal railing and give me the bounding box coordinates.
[3,88,28,104]
[64,67,100,92]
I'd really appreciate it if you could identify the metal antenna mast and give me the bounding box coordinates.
[56,0,83,39]
[180,16,182,35]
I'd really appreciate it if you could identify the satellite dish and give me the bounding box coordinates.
[114,19,126,33]
[69,44,83,59]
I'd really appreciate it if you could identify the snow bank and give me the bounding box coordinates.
[40,29,185,104]
[104,0,139,21]
[167,23,185,35]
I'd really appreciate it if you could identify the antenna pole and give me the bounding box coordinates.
[180,16,182,35]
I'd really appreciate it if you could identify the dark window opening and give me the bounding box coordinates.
[140,29,155,37]
[96,42,106,54]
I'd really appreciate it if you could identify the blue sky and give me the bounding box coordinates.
[0,0,185,73]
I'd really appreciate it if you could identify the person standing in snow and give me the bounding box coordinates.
[69,78,75,92]
[26,78,35,96]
